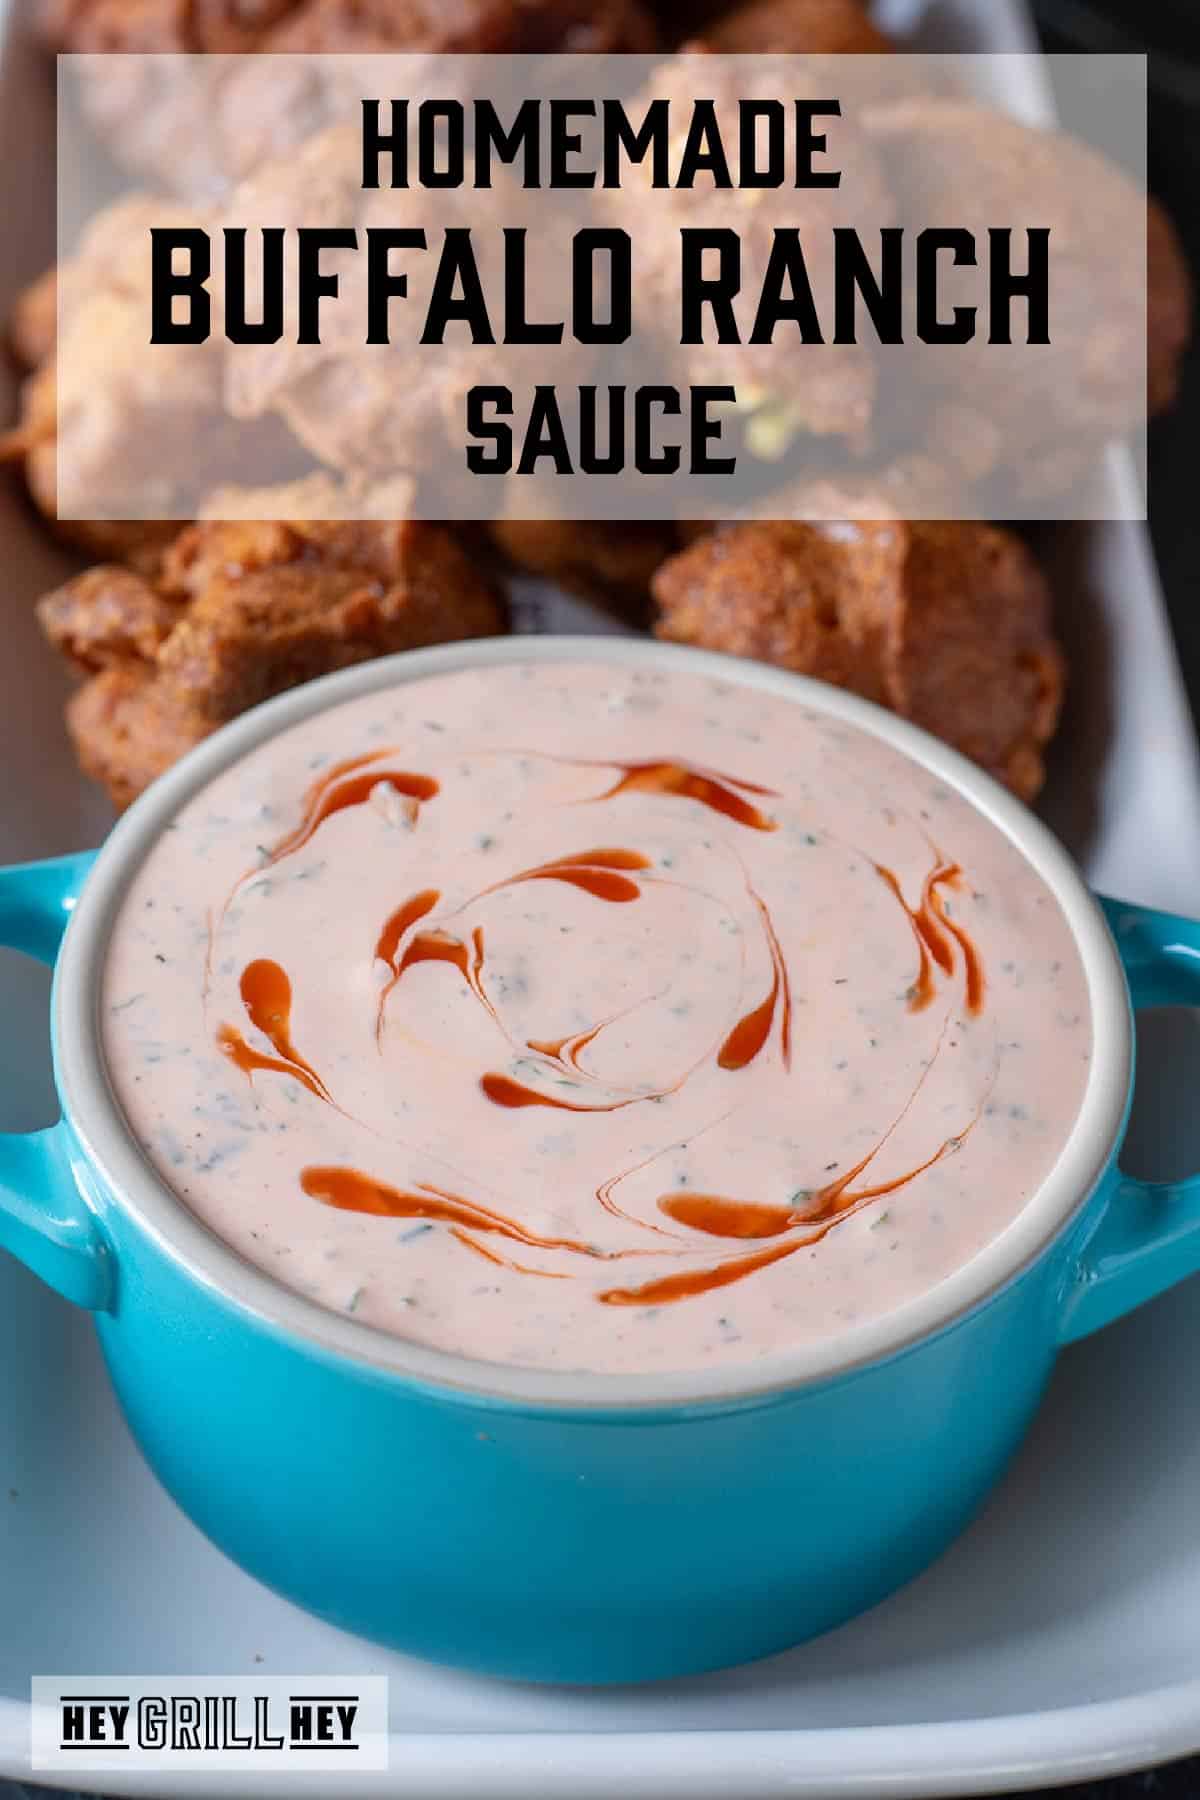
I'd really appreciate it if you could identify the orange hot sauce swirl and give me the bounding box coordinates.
[101,663,1090,1375]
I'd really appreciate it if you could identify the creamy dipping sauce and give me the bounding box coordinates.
[102,661,1092,1373]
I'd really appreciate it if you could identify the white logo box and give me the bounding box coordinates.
[31,1678,389,1773]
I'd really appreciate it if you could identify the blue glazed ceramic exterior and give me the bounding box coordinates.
[3,638,1200,1685]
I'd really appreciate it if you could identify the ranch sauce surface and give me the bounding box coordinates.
[102,661,1092,1373]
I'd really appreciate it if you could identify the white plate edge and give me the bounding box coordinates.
[2,1678,1198,1797]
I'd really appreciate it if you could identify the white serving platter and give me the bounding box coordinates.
[3,0,1200,1793]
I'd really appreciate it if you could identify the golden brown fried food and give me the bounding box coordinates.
[12,196,208,361]
[655,517,906,702]
[5,199,215,437]
[784,458,965,520]
[264,0,655,51]
[652,517,1062,799]
[156,516,505,719]
[488,518,678,620]
[7,269,57,371]
[698,0,891,53]
[861,99,1191,497]
[219,125,576,484]
[0,357,184,576]
[1147,196,1193,419]
[889,523,1064,801]
[39,0,293,51]
[5,201,215,517]
[200,470,419,521]
[66,664,214,812]
[48,0,656,196]
[3,196,316,549]
[43,0,654,50]
[39,562,185,671]
[41,517,506,807]
[604,55,894,458]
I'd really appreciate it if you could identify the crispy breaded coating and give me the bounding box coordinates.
[218,126,573,483]
[263,0,655,51]
[784,459,964,520]
[8,268,58,371]
[65,664,214,812]
[0,350,184,576]
[156,564,416,719]
[200,470,419,522]
[155,517,506,719]
[43,0,654,50]
[38,563,184,672]
[42,517,505,808]
[4,198,214,506]
[890,523,1064,801]
[8,388,180,575]
[46,0,655,196]
[4,200,216,515]
[488,518,677,621]
[11,196,208,363]
[2,195,315,545]
[699,0,891,53]
[605,55,894,458]
[652,518,1062,800]
[861,99,1191,495]
[1147,196,1193,419]
[15,438,180,575]
[39,0,292,51]
[654,518,906,703]
[11,437,178,577]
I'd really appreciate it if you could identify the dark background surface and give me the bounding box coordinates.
[1121,10,1200,745]
[1026,1773,1199,1800]
[980,5,1200,1794]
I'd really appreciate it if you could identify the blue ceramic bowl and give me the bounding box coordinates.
[2,637,1199,1685]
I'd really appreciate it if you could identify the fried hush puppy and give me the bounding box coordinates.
[861,99,1191,498]
[39,514,505,808]
[2,194,322,549]
[6,196,206,380]
[219,125,579,485]
[652,518,1063,800]
[601,54,895,459]
[651,0,887,47]
[0,355,184,576]
[1147,195,1193,419]
[686,0,961,111]
[7,268,58,373]
[41,0,654,52]
[46,0,656,198]
[199,469,420,521]
[698,0,891,52]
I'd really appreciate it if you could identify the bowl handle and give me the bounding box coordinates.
[1059,894,1200,1345]
[0,852,115,1311]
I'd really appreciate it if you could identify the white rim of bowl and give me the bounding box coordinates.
[54,635,1132,1410]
